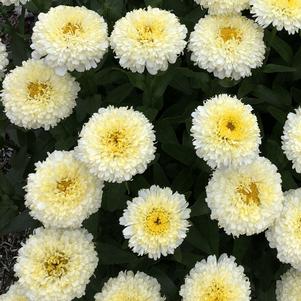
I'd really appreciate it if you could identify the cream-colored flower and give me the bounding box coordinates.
[251,0,301,34]
[25,151,103,228]
[0,41,8,79]
[180,254,251,301]
[110,6,187,75]
[188,15,265,80]
[282,107,301,173]
[194,0,249,15]
[266,188,301,270]
[94,271,166,301]
[120,185,190,260]
[206,157,283,236]
[14,228,98,301]
[31,5,109,75]
[75,106,156,183]
[191,94,261,169]
[0,283,29,301]
[0,0,28,6]
[276,268,301,301]
[1,59,79,130]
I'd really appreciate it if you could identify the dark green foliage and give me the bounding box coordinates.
[1,0,300,300]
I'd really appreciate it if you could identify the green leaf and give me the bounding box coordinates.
[262,64,296,73]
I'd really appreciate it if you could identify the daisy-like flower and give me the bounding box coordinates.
[0,41,8,79]
[266,188,301,270]
[0,0,28,6]
[0,283,29,301]
[206,157,283,236]
[14,228,98,301]
[110,6,187,75]
[191,94,261,169]
[75,106,156,183]
[194,0,250,15]
[282,107,301,173]
[94,271,166,301]
[119,185,190,260]
[31,5,109,75]
[1,59,79,130]
[188,15,265,80]
[250,0,301,34]
[25,151,103,228]
[180,254,251,301]
[276,268,301,301]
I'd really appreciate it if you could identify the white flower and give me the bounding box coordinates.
[191,94,261,169]
[75,106,156,183]
[14,228,98,301]
[110,6,187,75]
[180,254,251,301]
[188,15,265,80]
[0,41,8,79]
[276,268,301,301]
[266,188,301,271]
[0,283,29,301]
[206,157,283,236]
[120,185,190,260]
[94,271,166,301]
[25,151,103,228]
[250,0,301,34]
[0,0,28,6]
[1,59,79,130]
[31,5,109,75]
[194,0,250,15]
[282,107,301,173]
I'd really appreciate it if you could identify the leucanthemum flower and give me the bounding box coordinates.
[0,283,29,301]
[0,41,8,79]
[94,271,166,301]
[1,59,79,130]
[110,6,187,75]
[250,0,301,34]
[25,151,103,228]
[0,0,28,6]
[31,5,109,75]
[282,107,301,173]
[194,0,250,15]
[75,106,156,183]
[180,254,251,301]
[14,228,98,301]
[191,94,261,169]
[119,185,190,260]
[266,188,301,270]
[206,157,283,236]
[188,15,265,80]
[276,268,301,301]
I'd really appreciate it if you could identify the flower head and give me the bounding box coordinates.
[266,188,301,270]
[180,254,251,301]
[94,271,165,301]
[188,15,265,80]
[206,157,283,236]
[1,59,79,130]
[31,5,109,75]
[282,107,301,173]
[251,0,301,34]
[120,185,190,260]
[0,0,28,6]
[0,41,8,79]
[25,151,103,228]
[75,106,156,183]
[14,228,98,301]
[0,283,29,301]
[110,7,187,75]
[191,94,261,169]
[276,268,301,301]
[194,0,250,15]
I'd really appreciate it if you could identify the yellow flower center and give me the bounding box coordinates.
[219,27,242,43]
[135,22,164,44]
[145,208,170,235]
[27,81,51,100]
[56,178,75,194]
[44,251,69,278]
[203,281,232,301]
[62,22,83,36]
[102,129,131,157]
[217,115,244,141]
[237,182,260,206]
